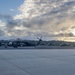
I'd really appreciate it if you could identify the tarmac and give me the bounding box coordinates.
[0,49,75,75]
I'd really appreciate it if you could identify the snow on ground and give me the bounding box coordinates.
[0,49,75,75]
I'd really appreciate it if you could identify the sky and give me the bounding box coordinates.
[0,0,75,41]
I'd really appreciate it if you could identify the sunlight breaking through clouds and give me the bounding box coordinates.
[13,0,75,40]
[1,0,75,41]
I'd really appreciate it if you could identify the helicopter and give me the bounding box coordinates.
[24,36,43,46]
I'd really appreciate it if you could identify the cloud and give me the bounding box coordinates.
[1,0,75,40]
[13,0,75,37]
[0,29,5,36]
[10,9,14,11]
[0,14,12,20]
[55,32,74,37]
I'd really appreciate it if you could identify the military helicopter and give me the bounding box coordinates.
[0,37,43,48]
[25,36,43,46]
